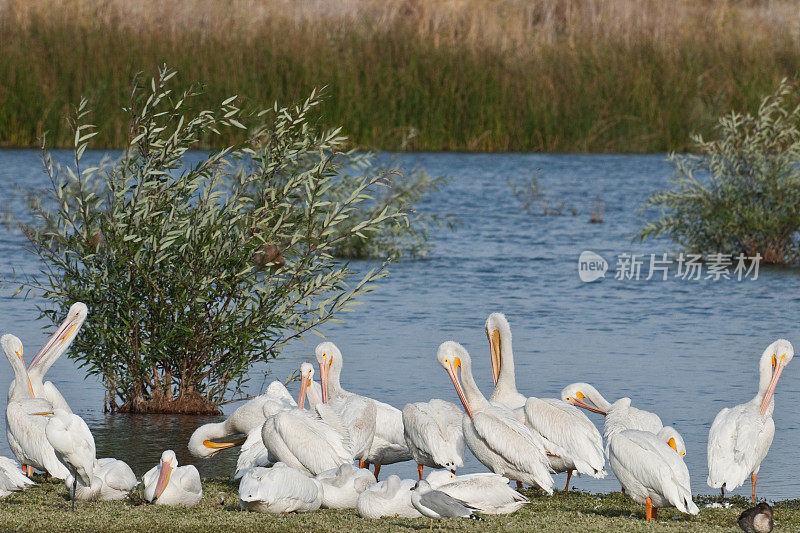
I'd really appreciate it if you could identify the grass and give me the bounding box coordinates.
[2,1,800,152]
[1,476,798,532]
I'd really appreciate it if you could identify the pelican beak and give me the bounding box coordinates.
[760,354,788,415]
[445,357,472,419]
[488,329,501,386]
[667,437,678,453]
[32,411,54,416]
[320,355,332,404]
[202,437,247,456]
[570,394,607,415]
[17,349,36,398]
[154,461,173,499]
[29,312,84,371]
[297,372,311,409]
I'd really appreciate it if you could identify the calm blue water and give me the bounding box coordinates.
[1,149,798,501]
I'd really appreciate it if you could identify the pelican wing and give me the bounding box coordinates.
[178,465,202,496]
[272,410,352,473]
[403,401,465,469]
[234,427,272,479]
[39,382,72,414]
[0,456,35,492]
[524,397,606,477]
[96,458,138,493]
[707,404,774,490]
[6,400,69,479]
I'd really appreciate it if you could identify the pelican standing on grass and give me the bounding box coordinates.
[143,450,202,507]
[607,426,698,520]
[402,399,465,479]
[485,313,606,490]
[707,339,793,502]
[437,341,554,492]
[44,409,95,510]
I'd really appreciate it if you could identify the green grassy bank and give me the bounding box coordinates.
[1,1,800,152]
[0,477,798,532]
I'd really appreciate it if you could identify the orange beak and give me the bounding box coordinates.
[488,329,501,386]
[760,356,788,415]
[202,436,246,455]
[320,357,332,404]
[17,349,35,398]
[154,460,173,499]
[29,314,82,371]
[297,373,311,409]
[571,396,607,415]
[445,357,473,419]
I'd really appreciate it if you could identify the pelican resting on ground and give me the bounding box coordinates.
[485,314,606,490]
[66,458,137,501]
[437,341,554,493]
[44,409,95,510]
[707,339,793,502]
[410,479,483,528]
[316,463,376,509]
[607,426,698,520]
[143,450,202,507]
[357,475,421,518]
[0,456,35,497]
[402,399,465,479]
[261,363,353,476]
[426,470,528,515]
[238,463,323,513]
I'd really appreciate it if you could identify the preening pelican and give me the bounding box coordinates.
[239,463,323,513]
[315,342,384,470]
[561,383,663,440]
[402,399,465,479]
[607,426,698,520]
[261,363,353,476]
[45,409,96,509]
[410,479,482,527]
[485,314,606,489]
[67,458,137,501]
[3,335,35,402]
[437,341,554,492]
[189,380,296,458]
[26,302,87,413]
[143,450,202,507]
[426,470,528,515]
[0,456,35,497]
[356,475,421,518]
[316,463,376,509]
[707,339,793,502]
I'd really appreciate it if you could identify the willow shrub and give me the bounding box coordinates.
[24,66,418,414]
[639,80,800,264]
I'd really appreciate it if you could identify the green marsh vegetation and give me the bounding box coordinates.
[20,66,441,414]
[3,0,800,152]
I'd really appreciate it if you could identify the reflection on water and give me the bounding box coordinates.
[1,149,799,500]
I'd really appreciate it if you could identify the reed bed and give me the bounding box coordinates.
[1,0,800,152]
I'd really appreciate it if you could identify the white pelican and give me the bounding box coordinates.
[238,463,323,513]
[356,475,421,518]
[67,458,137,501]
[44,409,96,509]
[316,342,386,471]
[484,314,606,489]
[143,450,202,507]
[707,339,794,502]
[437,341,554,492]
[608,426,698,520]
[25,302,87,413]
[561,383,663,440]
[316,463,376,509]
[261,363,353,476]
[410,479,482,528]
[3,334,35,402]
[426,470,528,515]
[189,380,296,458]
[402,399,465,479]
[0,456,35,497]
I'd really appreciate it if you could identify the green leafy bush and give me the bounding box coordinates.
[23,66,418,414]
[639,80,800,264]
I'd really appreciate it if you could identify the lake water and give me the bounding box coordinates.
[1,149,799,501]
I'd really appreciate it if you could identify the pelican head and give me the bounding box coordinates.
[2,334,34,398]
[437,341,473,419]
[29,302,88,373]
[485,312,510,386]
[315,341,342,403]
[425,469,456,487]
[297,362,314,409]
[657,426,687,458]
[561,382,607,415]
[155,450,178,499]
[760,339,794,414]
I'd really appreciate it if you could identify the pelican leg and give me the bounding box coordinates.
[563,470,573,491]
[720,486,725,498]
[751,473,757,503]
[359,460,367,469]
[373,463,381,480]
[652,506,658,520]
[71,477,77,511]
[516,481,522,490]
[621,485,626,495]
[645,497,653,521]
[417,464,424,480]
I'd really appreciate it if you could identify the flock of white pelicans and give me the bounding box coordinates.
[0,303,795,526]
